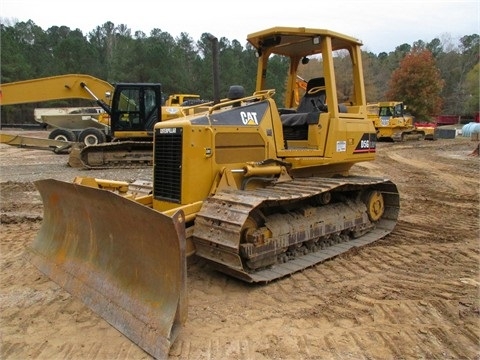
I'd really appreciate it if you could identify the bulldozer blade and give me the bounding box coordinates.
[28,179,187,359]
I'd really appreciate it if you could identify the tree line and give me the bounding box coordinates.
[1,20,478,123]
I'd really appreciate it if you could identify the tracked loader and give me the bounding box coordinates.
[29,27,400,359]
[369,101,433,141]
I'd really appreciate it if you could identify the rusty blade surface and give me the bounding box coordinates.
[29,179,187,359]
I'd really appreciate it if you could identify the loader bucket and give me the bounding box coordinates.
[28,179,187,359]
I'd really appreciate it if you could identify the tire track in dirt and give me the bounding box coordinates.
[1,138,478,359]
[387,151,478,193]
[0,223,149,360]
[175,216,479,359]
[2,222,479,359]
[0,182,43,223]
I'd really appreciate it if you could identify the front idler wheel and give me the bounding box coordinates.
[363,190,385,222]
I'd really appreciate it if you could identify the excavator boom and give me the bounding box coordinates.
[0,132,73,153]
[0,74,113,105]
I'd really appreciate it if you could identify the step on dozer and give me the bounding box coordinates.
[28,179,187,359]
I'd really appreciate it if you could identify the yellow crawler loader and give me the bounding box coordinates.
[368,101,433,141]
[29,27,400,359]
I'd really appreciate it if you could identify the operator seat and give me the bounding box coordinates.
[296,77,326,112]
[280,77,349,142]
[280,77,325,140]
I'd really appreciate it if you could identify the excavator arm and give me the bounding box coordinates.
[0,74,114,106]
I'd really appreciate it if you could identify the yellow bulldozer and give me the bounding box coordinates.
[28,27,400,359]
[368,101,435,141]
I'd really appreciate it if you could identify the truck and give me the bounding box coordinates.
[32,105,106,139]
[368,101,432,141]
[28,27,400,359]
[0,74,208,167]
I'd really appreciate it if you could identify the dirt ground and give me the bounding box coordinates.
[1,130,479,360]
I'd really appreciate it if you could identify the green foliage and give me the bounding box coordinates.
[465,63,479,115]
[0,24,34,82]
[1,20,478,124]
[434,34,480,115]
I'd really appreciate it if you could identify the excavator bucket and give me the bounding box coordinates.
[28,179,187,359]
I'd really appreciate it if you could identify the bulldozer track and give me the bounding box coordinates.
[71,141,154,169]
[194,176,399,283]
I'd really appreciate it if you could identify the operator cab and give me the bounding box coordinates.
[110,84,162,136]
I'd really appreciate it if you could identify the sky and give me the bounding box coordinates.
[1,0,479,54]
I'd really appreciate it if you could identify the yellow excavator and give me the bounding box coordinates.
[29,27,400,359]
[0,74,208,168]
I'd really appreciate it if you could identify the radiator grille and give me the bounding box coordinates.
[153,128,182,202]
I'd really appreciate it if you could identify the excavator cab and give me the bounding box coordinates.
[68,83,163,168]
[109,84,162,137]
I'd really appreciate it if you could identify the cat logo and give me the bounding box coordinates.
[240,111,259,125]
